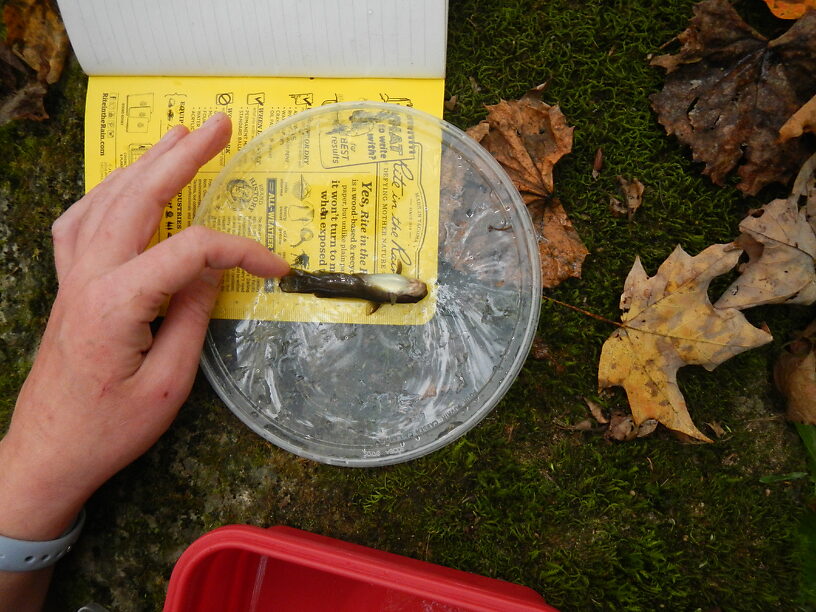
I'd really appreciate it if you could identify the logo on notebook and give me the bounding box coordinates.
[225,177,260,212]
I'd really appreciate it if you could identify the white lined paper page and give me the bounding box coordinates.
[57,0,448,78]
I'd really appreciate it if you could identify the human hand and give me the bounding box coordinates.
[0,113,288,540]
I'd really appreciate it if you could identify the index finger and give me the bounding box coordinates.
[112,225,289,324]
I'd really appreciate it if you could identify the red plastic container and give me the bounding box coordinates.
[164,525,558,611]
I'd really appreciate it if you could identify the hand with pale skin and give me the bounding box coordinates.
[0,113,288,611]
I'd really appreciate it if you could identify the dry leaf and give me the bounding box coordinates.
[468,88,587,288]
[467,87,574,205]
[0,0,67,124]
[650,0,816,195]
[598,243,773,442]
[528,198,589,288]
[568,419,594,432]
[0,44,46,122]
[592,148,604,180]
[636,419,659,438]
[611,176,644,219]
[585,398,609,424]
[714,199,816,309]
[763,0,816,20]
[780,93,816,142]
[706,421,727,437]
[609,197,624,216]
[775,319,816,424]
[605,412,637,441]
[529,336,566,373]
[444,95,458,112]
[716,155,816,308]
[4,0,67,84]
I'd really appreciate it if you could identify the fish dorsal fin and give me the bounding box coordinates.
[367,302,382,315]
[395,261,403,275]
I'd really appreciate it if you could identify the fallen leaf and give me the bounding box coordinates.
[592,148,603,180]
[468,89,587,288]
[792,151,816,211]
[598,243,774,442]
[528,198,589,288]
[444,94,458,112]
[467,87,574,205]
[636,419,659,438]
[0,44,46,123]
[0,0,67,125]
[763,0,816,20]
[529,336,566,373]
[570,419,594,432]
[650,0,816,195]
[530,336,553,361]
[715,157,816,308]
[611,176,644,219]
[780,93,816,142]
[706,421,727,437]
[775,318,816,424]
[715,200,816,308]
[605,412,637,441]
[585,397,609,424]
[4,0,67,84]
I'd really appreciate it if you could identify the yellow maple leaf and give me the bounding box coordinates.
[598,244,773,442]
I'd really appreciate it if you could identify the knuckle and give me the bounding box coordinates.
[117,179,146,202]
[175,288,216,323]
[51,215,72,242]
[181,224,214,246]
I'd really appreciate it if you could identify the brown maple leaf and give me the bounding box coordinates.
[650,0,816,195]
[467,87,588,288]
[528,198,589,288]
[466,86,574,206]
[598,243,773,442]
[775,318,816,424]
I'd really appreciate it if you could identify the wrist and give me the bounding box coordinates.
[0,434,89,541]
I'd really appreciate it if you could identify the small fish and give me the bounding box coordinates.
[279,265,427,312]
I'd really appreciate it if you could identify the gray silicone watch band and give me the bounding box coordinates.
[0,509,85,572]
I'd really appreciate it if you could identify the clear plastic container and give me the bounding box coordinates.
[195,102,540,466]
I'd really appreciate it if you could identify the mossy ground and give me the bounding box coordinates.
[1,0,814,610]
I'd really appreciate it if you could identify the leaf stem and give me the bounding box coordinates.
[541,295,622,327]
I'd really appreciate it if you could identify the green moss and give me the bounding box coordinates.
[1,1,813,610]
[0,56,86,375]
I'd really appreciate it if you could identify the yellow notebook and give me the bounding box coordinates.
[57,0,447,323]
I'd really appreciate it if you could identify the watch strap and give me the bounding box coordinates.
[0,508,85,572]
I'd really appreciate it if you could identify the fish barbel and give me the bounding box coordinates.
[279,267,428,306]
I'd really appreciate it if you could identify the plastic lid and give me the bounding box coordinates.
[195,102,540,466]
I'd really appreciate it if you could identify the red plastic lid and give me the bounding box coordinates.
[164,525,558,611]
